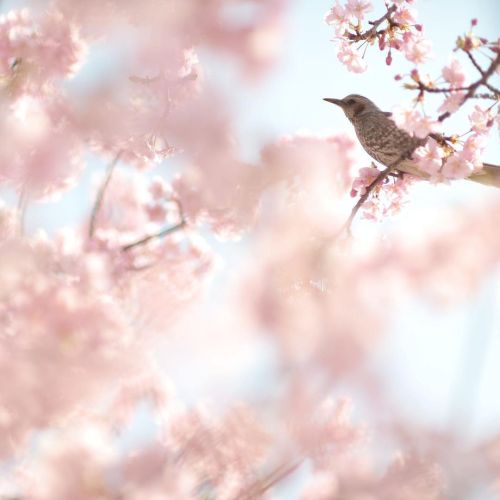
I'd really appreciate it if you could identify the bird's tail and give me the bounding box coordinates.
[468,163,500,188]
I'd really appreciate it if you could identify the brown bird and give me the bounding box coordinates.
[324,94,500,188]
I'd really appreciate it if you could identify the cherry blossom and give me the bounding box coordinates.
[442,57,467,87]
[469,104,494,134]
[441,153,474,179]
[393,5,418,25]
[345,0,373,21]
[438,92,465,114]
[391,106,442,138]
[412,137,445,177]
[402,34,433,64]
[324,2,350,35]
[337,41,368,73]
[351,165,379,197]
[1,1,500,498]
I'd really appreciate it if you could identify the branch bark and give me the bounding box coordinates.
[122,199,186,251]
[88,150,124,239]
[438,50,500,122]
[347,5,397,43]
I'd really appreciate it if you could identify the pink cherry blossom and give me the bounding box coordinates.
[402,34,433,64]
[337,41,367,73]
[393,6,418,25]
[1,2,500,499]
[324,2,350,35]
[469,104,494,134]
[442,57,467,87]
[412,137,445,176]
[0,9,87,94]
[438,92,465,114]
[460,133,486,166]
[351,166,379,196]
[391,106,442,138]
[441,153,474,179]
[345,0,373,21]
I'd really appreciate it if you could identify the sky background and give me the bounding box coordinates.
[204,0,500,441]
[2,0,500,465]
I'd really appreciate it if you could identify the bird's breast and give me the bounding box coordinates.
[353,112,422,168]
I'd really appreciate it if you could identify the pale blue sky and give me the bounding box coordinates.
[2,0,500,461]
[203,0,500,443]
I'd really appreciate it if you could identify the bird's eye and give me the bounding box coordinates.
[347,99,355,105]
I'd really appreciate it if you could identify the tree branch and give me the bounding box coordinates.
[16,185,28,237]
[88,150,123,239]
[236,459,303,500]
[347,4,397,42]
[122,200,186,251]
[344,165,394,233]
[438,50,500,121]
[122,220,186,252]
[465,50,485,76]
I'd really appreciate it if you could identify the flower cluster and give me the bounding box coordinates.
[1,0,500,498]
[325,0,431,72]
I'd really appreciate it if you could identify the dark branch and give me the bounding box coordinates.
[16,185,28,237]
[465,50,485,76]
[344,165,394,233]
[236,459,303,500]
[122,200,186,251]
[484,81,500,95]
[347,4,397,42]
[333,153,412,238]
[122,220,186,252]
[439,50,500,121]
[405,83,470,94]
[88,151,123,239]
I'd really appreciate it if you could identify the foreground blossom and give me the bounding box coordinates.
[337,42,368,73]
[442,57,467,88]
[412,137,445,177]
[1,0,500,498]
[391,106,442,138]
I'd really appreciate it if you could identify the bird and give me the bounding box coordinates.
[324,94,500,188]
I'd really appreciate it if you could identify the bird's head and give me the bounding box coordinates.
[323,94,380,122]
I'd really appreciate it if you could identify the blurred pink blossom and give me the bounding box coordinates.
[345,0,373,21]
[469,104,494,134]
[438,92,465,114]
[325,2,350,34]
[441,153,474,179]
[337,41,368,73]
[391,106,442,138]
[442,57,467,87]
[412,137,445,176]
[402,33,433,64]
[393,6,417,25]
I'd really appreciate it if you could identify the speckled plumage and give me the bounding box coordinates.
[352,110,425,177]
[324,94,500,187]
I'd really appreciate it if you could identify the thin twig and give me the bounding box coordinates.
[405,83,471,94]
[471,92,499,99]
[236,459,303,500]
[16,185,28,237]
[463,51,500,95]
[129,74,161,84]
[88,151,123,239]
[484,82,500,95]
[465,50,485,76]
[345,165,394,233]
[438,51,500,121]
[122,220,186,252]
[347,4,397,42]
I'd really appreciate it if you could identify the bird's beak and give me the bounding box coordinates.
[323,98,343,106]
